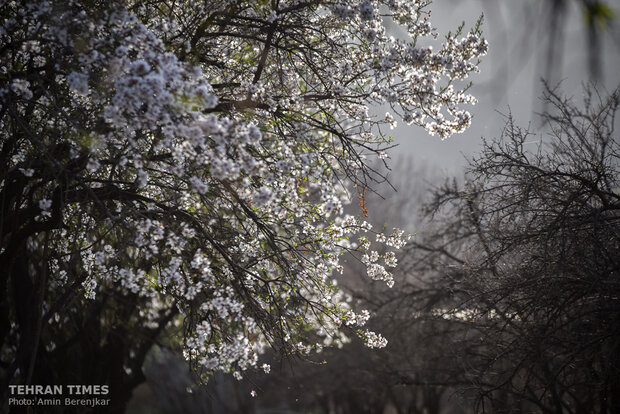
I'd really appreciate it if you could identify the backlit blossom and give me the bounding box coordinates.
[1,0,483,382]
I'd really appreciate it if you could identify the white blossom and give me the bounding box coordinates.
[0,0,484,383]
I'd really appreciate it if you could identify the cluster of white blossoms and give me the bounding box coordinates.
[1,0,484,381]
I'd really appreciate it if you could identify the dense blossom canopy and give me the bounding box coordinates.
[0,0,486,381]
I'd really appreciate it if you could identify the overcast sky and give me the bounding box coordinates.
[386,0,620,177]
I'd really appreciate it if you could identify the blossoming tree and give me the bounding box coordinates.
[0,0,486,409]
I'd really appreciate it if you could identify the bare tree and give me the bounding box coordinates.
[400,84,620,413]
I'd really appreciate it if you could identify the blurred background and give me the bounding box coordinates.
[391,0,620,177]
[126,1,620,413]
